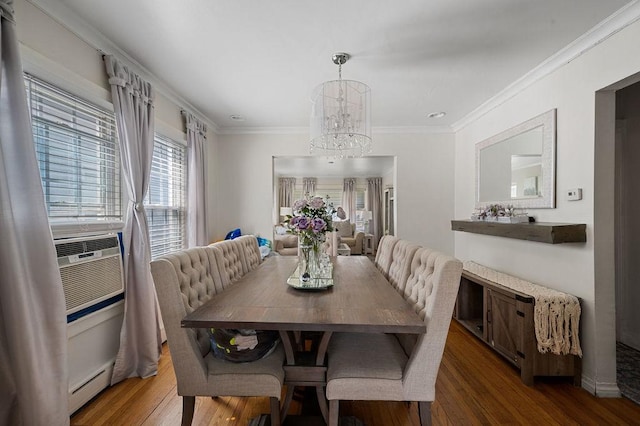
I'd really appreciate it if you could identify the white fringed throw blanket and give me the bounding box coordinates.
[463,261,582,357]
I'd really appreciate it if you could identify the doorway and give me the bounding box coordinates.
[614,81,640,405]
[272,155,396,250]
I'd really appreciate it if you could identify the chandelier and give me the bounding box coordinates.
[310,53,371,158]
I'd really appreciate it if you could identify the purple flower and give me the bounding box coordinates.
[296,217,310,230]
[311,218,326,233]
[309,197,325,209]
[293,199,307,212]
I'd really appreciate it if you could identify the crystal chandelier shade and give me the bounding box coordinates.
[310,53,372,158]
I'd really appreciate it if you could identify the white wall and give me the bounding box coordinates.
[454,17,640,395]
[16,0,186,133]
[14,0,218,239]
[213,132,456,254]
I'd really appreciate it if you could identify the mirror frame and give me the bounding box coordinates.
[475,109,556,209]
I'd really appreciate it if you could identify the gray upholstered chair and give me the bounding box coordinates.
[374,235,399,279]
[274,225,299,255]
[334,220,365,254]
[320,230,339,256]
[235,235,262,271]
[151,246,285,426]
[326,247,462,426]
[387,239,420,293]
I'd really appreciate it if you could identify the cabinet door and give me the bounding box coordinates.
[487,289,521,366]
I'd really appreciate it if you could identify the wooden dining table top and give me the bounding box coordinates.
[182,255,426,334]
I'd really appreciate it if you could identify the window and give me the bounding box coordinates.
[25,74,121,221]
[354,188,368,232]
[321,188,344,209]
[292,182,365,216]
[355,188,365,210]
[145,134,187,258]
[293,185,342,208]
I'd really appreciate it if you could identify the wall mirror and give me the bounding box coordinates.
[476,109,556,209]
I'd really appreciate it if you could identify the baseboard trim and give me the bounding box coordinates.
[581,375,596,395]
[596,382,622,398]
[579,373,621,397]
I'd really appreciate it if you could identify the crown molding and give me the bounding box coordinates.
[373,125,453,134]
[219,125,453,136]
[26,0,219,134]
[219,126,309,135]
[452,0,640,132]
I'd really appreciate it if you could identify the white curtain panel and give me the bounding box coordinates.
[367,177,383,247]
[184,111,208,247]
[279,177,296,208]
[0,1,69,423]
[302,177,316,196]
[342,178,357,222]
[104,55,161,384]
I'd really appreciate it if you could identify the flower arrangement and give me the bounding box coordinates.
[471,204,528,222]
[284,195,334,247]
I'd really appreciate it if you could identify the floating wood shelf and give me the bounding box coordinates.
[450,220,586,244]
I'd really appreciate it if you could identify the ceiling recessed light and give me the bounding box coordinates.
[426,111,446,119]
[229,114,245,121]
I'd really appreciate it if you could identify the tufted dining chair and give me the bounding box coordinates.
[234,235,262,271]
[321,231,339,256]
[150,246,285,426]
[387,239,420,293]
[209,239,248,288]
[374,235,399,279]
[326,247,462,426]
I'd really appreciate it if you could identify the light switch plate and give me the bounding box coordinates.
[567,188,582,201]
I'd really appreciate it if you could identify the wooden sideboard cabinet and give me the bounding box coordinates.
[454,270,581,386]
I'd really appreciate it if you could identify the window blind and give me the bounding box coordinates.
[146,134,187,259]
[25,74,121,221]
[355,189,365,210]
[293,184,364,211]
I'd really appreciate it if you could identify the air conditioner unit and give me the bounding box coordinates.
[55,234,125,414]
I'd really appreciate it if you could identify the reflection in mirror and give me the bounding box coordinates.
[511,154,542,198]
[476,109,556,209]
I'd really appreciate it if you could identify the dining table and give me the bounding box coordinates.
[182,255,426,424]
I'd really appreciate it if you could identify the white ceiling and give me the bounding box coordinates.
[274,156,394,178]
[47,0,632,178]
[49,0,631,134]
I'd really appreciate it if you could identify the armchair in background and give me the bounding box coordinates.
[274,224,298,256]
[333,220,364,255]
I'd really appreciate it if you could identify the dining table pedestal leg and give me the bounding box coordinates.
[278,330,332,423]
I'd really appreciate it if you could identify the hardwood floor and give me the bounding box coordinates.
[70,320,640,425]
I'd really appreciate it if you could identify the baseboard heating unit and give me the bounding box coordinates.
[55,233,125,414]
